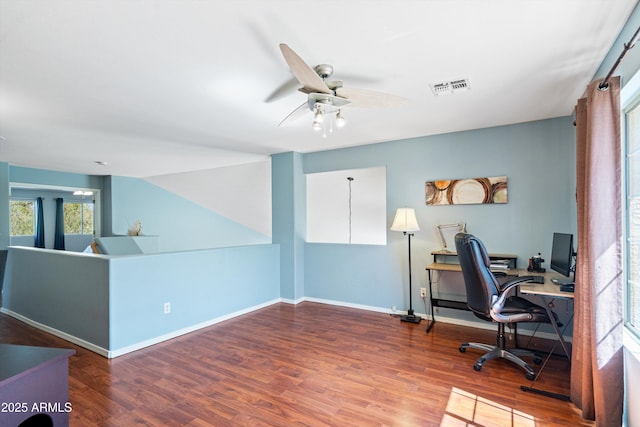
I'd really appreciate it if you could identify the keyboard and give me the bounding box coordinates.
[527,276,544,284]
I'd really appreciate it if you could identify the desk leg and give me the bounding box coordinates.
[540,295,571,359]
[520,296,573,401]
[520,337,571,401]
[425,269,436,333]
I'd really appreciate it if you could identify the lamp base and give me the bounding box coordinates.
[400,314,422,324]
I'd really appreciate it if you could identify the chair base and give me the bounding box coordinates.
[459,342,538,380]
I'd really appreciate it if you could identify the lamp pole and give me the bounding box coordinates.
[401,230,420,323]
[390,207,421,324]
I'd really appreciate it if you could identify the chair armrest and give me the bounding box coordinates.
[497,276,532,294]
[490,276,538,322]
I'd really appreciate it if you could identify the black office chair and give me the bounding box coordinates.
[454,233,557,380]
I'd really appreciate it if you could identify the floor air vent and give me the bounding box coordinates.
[429,78,470,96]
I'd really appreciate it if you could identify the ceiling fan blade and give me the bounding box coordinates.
[277,101,308,127]
[279,43,332,95]
[335,87,407,108]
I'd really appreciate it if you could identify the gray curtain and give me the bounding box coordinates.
[571,76,624,425]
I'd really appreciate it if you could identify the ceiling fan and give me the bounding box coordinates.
[276,43,406,134]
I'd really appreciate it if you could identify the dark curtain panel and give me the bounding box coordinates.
[571,76,624,426]
[54,197,65,250]
[34,197,45,248]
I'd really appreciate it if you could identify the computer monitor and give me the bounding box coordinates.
[550,232,574,278]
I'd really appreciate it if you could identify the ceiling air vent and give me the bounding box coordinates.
[429,78,470,96]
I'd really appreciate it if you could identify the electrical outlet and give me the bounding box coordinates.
[392,306,397,313]
[163,302,171,314]
[420,288,427,298]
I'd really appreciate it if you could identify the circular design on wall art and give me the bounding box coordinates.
[491,181,508,204]
[425,182,440,205]
[434,180,452,190]
[447,178,491,204]
[425,180,453,205]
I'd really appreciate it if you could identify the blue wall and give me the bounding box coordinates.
[271,152,306,302]
[298,117,576,314]
[0,167,270,253]
[0,163,10,249]
[2,116,576,322]
[108,244,280,350]
[1,165,102,251]
[9,166,104,191]
[3,248,110,348]
[2,245,280,356]
[105,176,270,252]
[594,4,640,86]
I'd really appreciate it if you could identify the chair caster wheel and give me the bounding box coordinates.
[534,357,542,365]
[526,372,536,381]
[473,364,482,372]
[459,347,466,353]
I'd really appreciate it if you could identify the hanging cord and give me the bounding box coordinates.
[599,25,640,91]
[347,177,354,244]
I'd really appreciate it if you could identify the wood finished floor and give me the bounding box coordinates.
[0,302,594,426]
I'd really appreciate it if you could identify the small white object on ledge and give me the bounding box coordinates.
[127,220,143,236]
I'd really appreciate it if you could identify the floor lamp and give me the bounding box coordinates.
[391,208,421,324]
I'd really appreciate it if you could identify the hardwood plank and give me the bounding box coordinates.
[0,302,594,426]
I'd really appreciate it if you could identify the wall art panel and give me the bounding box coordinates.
[426,176,507,205]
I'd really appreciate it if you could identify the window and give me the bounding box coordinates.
[10,199,35,236]
[64,202,94,235]
[625,89,640,339]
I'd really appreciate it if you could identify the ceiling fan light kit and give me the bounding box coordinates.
[277,43,406,136]
[312,103,347,138]
[335,110,346,128]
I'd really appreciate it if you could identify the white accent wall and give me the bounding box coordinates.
[144,159,272,237]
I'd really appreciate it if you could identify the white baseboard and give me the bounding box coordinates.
[286,298,571,343]
[301,297,397,315]
[1,307,111,357]
[1,299,283,358]
[108,298,283,358]
[1,297,569,358]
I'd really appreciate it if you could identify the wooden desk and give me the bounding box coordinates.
[520,273,575,298]
[519,270,574,357]
[0,344,75,426]
[425,250,518,332]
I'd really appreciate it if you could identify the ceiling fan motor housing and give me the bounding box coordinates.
[313,64,343,91]
[314,64,334,79]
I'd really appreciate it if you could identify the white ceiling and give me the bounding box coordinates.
[0,0,638,178]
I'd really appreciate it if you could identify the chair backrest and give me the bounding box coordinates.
[454,233,501,320]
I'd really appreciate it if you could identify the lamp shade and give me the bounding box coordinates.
[390,208,420,232]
